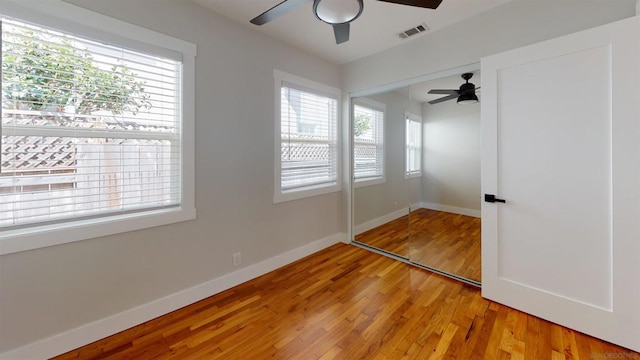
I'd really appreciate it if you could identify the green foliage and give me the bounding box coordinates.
[353,112,371,137]
[2,27,151,116]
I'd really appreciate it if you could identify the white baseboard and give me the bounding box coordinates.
[419,202,481,218]
[0,232,347,360]
[353,207,409,235]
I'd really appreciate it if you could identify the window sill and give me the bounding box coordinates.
[354,177,385,188]
[274,183,341,203]
[405,173,422,180]
[0,207,196,255]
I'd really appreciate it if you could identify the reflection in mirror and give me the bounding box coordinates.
[410,72,481,282]
[352,68,482,285]
[352,90,421,258]
[406,72,482,283]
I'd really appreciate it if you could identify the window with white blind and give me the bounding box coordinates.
[353,98,384,187]
[274,70,340,203]
[0,1,196,254]
[405,112,422,178]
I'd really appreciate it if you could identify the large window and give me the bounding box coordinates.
[274,70,340,203]
[405,112,422,178]
[353,98,384,186]
[0,1,195,254]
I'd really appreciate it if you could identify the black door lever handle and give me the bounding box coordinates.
[485,194,506,203]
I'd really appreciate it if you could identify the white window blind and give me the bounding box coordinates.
[279,82,338,193]
[353,101,384,182]
[1,17,182,229]
[406,113,422,178]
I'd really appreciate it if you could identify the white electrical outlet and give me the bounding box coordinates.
[232,252,241,266]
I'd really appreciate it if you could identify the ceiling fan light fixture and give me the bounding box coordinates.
[313,0,364,25]
[457,93,479,104]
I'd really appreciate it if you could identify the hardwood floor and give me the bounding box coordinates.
[355,209,481,282]
[409,209,481,282]
[52,243,637,359]
[354,214,410,258]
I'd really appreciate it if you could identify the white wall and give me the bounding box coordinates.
[0,0,342,354]
[343,0,636,93]
[1,0,636,356]
[421,100,481,212]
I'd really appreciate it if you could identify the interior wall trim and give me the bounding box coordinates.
[418,202,481,218]
[353,207,410,235]
[0,232,347,360]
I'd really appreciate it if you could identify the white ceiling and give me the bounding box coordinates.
[194,0,511,64]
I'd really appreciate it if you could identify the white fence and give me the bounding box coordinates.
[0,137,177,228]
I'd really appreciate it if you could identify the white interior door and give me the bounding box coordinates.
[481,16,640,351]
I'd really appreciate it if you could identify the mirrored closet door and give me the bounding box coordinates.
[352,93,418,258]
[351,66,482,285]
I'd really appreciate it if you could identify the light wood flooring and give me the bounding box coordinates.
[52,243,637,359]
[354,214,410,258]
[355,209,481,282]
[410,209,481,282]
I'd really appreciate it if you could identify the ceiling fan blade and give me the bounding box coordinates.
[376,0,442,10]
[333,23,350,44]
[250,0,312,25]
[428,94,458,105]
[428,89,458,95]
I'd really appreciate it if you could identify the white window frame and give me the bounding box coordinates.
[353,98,385,188]
[405,112,422,179]
[273,70,341,203]
[0,0,196,255]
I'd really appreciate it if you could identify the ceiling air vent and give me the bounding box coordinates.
[398,23,429,39]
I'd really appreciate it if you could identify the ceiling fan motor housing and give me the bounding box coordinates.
[458,73,479,104]
[460,82,476,94]
[313,0,364,25]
